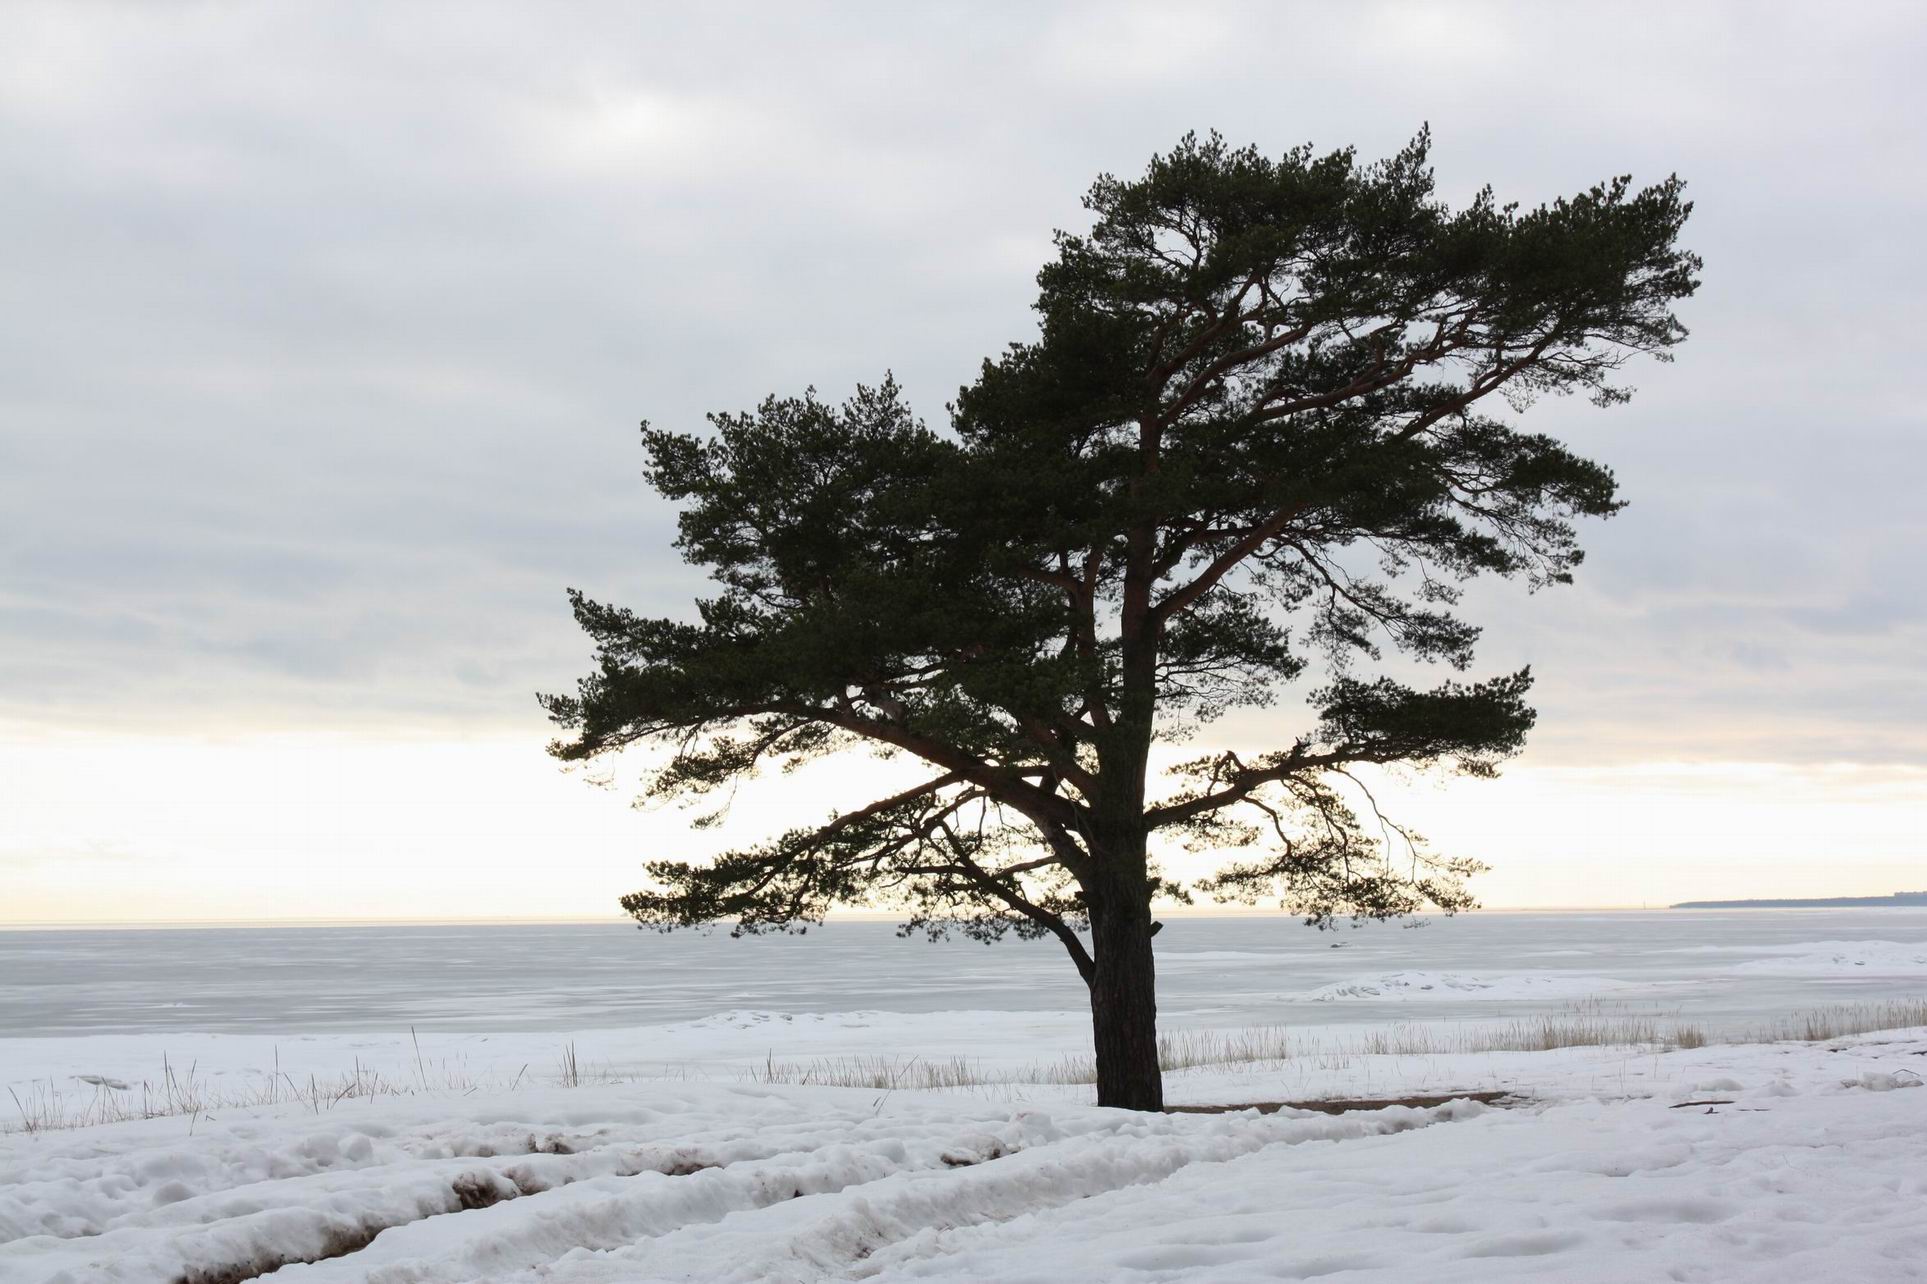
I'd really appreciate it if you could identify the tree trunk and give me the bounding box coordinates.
[1087,894,1163,1110]
[1091,552,1162,1110]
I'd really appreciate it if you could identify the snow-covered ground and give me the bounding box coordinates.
[4,1029,1925,1282]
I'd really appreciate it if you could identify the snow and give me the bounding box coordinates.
[0,1008,1102,1101]
[852,1057,1927,1284]
[1725,940,1927,975]
[4,1032,1925,1282]
[1301,970,1631,1002]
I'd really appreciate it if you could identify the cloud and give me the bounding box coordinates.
[1,0,1923,773]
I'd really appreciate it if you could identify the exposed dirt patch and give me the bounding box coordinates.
[940,1142,1009,1167]
[447,1131,581,1158]
[452,1171,518,1210]
[1167,1090,1518,1116]
[173,1218,391,1284]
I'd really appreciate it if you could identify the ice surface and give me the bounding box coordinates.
[1303,969,1633,1001]
[7,909,1926,1038]
[1726,940,1927,974]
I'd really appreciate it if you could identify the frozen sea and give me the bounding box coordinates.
[6,909,1926,1042]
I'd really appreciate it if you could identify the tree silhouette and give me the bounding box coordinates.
[545,131,1699,1109]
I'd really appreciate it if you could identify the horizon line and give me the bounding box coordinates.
[0,903,1864,931]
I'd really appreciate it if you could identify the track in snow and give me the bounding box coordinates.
[0,1086,1477,1284]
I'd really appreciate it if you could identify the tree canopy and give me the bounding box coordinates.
[545,130,1698,1108]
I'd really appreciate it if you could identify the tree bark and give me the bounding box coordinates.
[1086,885,1163,1111]
[1091,506,1164,1111]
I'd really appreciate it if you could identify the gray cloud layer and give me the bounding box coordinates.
[3,1,1923,764]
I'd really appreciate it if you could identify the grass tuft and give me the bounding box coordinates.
[1748,997,1927,1043]
[742,1053,986,1091]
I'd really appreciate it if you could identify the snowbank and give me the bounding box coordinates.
[1728,940,1927,975]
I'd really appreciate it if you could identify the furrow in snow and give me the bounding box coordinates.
[503,1101,1482,1284]
[256,1116,1061,1283]
[0,1108,1064,1284]
[0,1088,965,1244]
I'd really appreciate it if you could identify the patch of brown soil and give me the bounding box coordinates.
[1167,1089,1518,1115]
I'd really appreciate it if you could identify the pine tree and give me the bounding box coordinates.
[544,131,1699,1110]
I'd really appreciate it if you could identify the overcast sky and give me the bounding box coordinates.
[4,2,1924,922]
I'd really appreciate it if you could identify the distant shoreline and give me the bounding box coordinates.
[10,901,1927,931]
[1671,892,1927,910]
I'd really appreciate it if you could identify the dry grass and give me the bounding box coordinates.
[1346,1004,1711,1057]
[4,1044,517,1136]
[1162,1024,1296,1070]
[1747,997,1927,1043]
[741,1053,988,1091]
[738,999,1927,1091]
[4,1053,430,1136]
[1030,1025,1297,1086]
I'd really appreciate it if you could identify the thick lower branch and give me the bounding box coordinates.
[928,823,1095,985]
